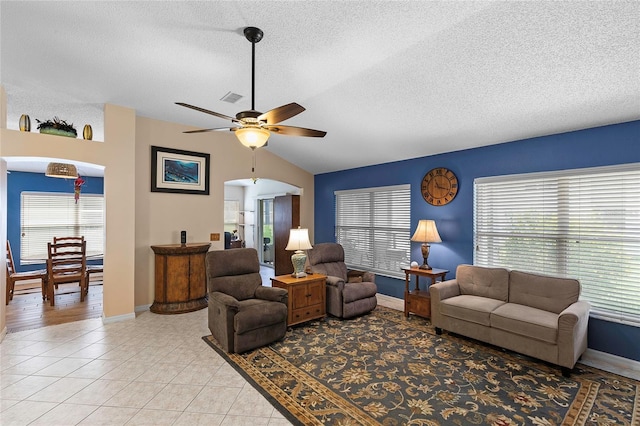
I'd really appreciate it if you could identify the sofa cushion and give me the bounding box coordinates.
[440,295,506,326]
[342,282,377,303]
[234,299,287,334]
[509,271,580,314]
[491,303,558,344]
[456,264,509,301]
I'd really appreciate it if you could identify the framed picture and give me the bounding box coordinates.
[151,146,210,195]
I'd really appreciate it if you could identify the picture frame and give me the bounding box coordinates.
[151,146,210,195]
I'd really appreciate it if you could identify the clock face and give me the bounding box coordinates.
[421,167,458,206]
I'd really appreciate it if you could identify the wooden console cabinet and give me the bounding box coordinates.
[271,274,326,326]
[150,243,211,314]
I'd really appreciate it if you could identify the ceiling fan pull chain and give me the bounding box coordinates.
[251,148,259,184]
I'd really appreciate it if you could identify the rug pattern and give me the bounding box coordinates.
[203,307,639,425]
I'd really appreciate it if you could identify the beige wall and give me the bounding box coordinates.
[134,116,314,307]
[0,101,136,323]
[1,91,314,333]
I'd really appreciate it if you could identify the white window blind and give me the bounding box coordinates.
[474,164,640,325]
[21,192,105,262]
[335,184,411,278]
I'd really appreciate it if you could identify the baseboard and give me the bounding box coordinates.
[102,311,136,324]
[580,348,640,380]
[135,304,151,313]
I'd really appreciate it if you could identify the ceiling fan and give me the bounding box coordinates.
[176,26,326,149]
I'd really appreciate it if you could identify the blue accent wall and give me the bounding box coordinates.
[7,171,104,271]
[315,120,640,362]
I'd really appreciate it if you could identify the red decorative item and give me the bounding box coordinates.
[74,176,85,203]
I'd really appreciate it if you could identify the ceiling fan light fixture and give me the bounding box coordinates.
[236,127,270,149]
[45,162,78,179]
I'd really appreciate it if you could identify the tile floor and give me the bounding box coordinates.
[0,308,294,425]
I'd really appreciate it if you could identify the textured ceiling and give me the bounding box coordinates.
[1,1,639,175]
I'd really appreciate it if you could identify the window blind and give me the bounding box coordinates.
[474,163,640,325]
[21,192,105,262]
[335,184,411,278]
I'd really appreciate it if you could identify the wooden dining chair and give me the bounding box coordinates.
[47,240,88,306]
[51,236,85,289]
[5,240,48,304]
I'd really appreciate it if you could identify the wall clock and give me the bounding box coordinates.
[421,167,458,206]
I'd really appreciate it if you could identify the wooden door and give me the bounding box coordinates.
[274,194,300,276]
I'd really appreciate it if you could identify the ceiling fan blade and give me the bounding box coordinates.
[176,102,238,123]
[258,103,305,125]
[183,127,235,134]
[265,125,327,138]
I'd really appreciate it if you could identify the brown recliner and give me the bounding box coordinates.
[307,243,377,319]
[206,248,288,353]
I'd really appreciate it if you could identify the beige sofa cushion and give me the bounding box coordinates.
[491,303,559,344]
[456,264,509,301]
[441,295,506,326]
[509,271,580,314]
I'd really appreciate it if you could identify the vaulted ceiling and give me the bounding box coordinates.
[2,1,638,175]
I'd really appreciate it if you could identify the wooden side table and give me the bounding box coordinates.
[150,243,211,314]
[271,274,326,326]
[402,267,449,319]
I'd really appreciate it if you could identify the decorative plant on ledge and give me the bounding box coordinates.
[36,116,77,138]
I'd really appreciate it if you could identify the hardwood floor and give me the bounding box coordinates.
[5,275,103,333]
[6,266,273,334]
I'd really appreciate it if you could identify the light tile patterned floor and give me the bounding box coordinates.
[0,308,293,425]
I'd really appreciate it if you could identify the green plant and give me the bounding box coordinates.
[36,116,77,136]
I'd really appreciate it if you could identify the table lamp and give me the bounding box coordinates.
[411,219,441,270]
[285,227,312,278]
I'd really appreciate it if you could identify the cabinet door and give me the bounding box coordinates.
[307,280,324,307]
[290,284,309,310]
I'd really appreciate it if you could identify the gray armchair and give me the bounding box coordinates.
[307,243,377,318]
[206,248,288,353]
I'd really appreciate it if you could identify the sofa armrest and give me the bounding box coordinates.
[209,292,240,313]
[326,275,345,291]
[430,280,460,301]
[557,300,591,369]
[347,269,376,284]
[255,286,288,304]
[429,280,461,329]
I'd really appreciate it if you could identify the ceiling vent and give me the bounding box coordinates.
[220,92,243,104]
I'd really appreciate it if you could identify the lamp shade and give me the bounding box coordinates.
[411,220,442,243]
[285,227,312,251]
[235,127,270,149]
[45,162,78,179]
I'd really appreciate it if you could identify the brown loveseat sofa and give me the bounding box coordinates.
[430,264,590,376]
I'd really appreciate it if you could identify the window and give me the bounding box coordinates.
[21,192,105,262]
[474,164,640,325]
[335,184,411,278]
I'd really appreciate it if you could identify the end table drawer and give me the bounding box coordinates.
[292,304,324,324]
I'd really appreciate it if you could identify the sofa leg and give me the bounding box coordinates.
[435,327,442,335]
[561,367,572,378]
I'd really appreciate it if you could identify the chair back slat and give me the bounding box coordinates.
[47,241,88,300]
[6,240,16,275]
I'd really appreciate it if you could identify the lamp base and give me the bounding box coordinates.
[290,250,307,278]
[418,261,432,270]
[419,243,432,270]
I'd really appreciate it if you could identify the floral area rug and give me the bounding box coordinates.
[202,306,639,425]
